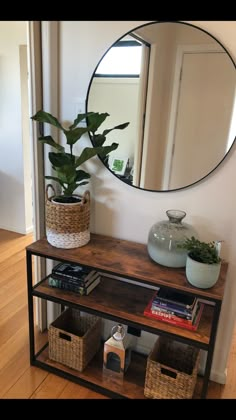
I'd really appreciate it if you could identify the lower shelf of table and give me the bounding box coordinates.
[35,344,147,399]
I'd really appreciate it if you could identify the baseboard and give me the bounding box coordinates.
[0,223,33,235]
[197,365,227,385]
[26,225,34,234]
[198,351,227,384]
[0,223,27,234]
[210,368,227,384]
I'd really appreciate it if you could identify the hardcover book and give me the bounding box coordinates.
[151,299,199,321]
[52,262,92,280]
[152,297,195,315]
[153,288,197,309]
[144,293,204,331]
[48,275,101,295]
[150,301,200,325]
[51,270,100,287]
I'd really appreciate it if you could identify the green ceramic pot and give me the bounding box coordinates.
[186,255,221,289]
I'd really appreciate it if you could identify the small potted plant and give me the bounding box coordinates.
[31,110,129,249]
[179,236,222,289]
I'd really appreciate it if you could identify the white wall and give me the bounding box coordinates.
[88,77,139,165]
[0,22,31,234]
[19,45,33,233]
[59,21,236,384]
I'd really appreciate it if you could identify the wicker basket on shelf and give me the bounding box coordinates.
[49,308,101,372]
[45,185,90,249]
[144,337,200,399]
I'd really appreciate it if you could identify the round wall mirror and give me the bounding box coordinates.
[86,21,236,192]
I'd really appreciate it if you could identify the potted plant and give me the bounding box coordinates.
[31,110,129,249]
[179,236,222,289]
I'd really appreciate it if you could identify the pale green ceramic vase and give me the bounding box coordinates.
[147,210,197,268]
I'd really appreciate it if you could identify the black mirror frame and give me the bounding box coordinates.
[86,21,236,193]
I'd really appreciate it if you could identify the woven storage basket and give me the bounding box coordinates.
[49,308,101,372]
[144,337,200,399]
[45,184,90,249]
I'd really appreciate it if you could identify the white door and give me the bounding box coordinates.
[169,51,236,190]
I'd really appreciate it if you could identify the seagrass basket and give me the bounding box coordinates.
[48,308,102,372]
[144,337,200,399]
[45,184,90,249]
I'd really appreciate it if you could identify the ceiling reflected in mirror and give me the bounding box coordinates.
[86,21,236,192]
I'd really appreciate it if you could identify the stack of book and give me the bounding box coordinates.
[144,288,204,331]
[48,262,101,296]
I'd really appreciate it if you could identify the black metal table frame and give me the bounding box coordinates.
[26,249,222,399]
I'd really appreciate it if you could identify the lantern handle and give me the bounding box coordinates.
[111,324,125,341]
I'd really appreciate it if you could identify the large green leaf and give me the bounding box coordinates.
[75,170,91,182]
[91,133,106,147]
[49,152,75,167]
[63,181,89,196]
[31,110,64,131]
[64,126,90,145]
[44,176,65,187]
[97,143,119,158]
[102,122,130,137]
[76,181,89,187]
[63,182,79,196]
[75,144,118,167]
[69,112,94,130]
[87,112,110,133]
[91,122,129,146]
[38,135,64,152]
[55,165,77,185]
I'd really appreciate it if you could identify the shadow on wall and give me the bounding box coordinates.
[0,170,26,233]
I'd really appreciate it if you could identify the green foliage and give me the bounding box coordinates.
[31,111,129,198]
[179,236,221,264]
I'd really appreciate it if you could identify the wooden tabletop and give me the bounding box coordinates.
[27,233,228,301]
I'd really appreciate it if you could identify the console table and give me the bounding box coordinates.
[26,233,228,399]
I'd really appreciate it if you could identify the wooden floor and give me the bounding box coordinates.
[0,228,235,399]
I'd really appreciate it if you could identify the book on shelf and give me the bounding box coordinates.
[152,297,195,316]
[51,270,100,288]
[52,262,95,281]
[144,294,204,331]
[153,288,197,310]
[48,275,101,295]
[151,298,199,321]
[150,302,200,326]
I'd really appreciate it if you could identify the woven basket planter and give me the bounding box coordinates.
[144,337,200,399]
[49,308,102,372]
[45,184,90,249]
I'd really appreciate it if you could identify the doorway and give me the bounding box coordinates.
[0,21,46,330]
[0,22,33,234]
[165,45,236,190]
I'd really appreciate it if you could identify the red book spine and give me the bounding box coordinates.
[150,309,193,325]
[144,299,204,331]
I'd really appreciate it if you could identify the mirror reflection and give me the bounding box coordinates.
[87,21,236,191]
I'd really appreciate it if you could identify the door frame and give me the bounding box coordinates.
[28,21,61,330]
[27,21,47,331]
[41,21,62,327]
[132,43,150,186]
[162,43,224,190]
